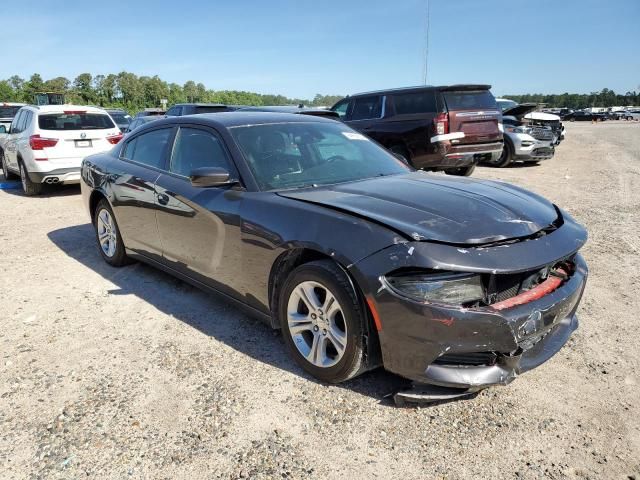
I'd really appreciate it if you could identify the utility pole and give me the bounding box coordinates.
[422,0,431,85]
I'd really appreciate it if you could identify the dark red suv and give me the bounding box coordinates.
[331,85,504,176]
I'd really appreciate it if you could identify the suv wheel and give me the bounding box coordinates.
[94,199,131,266]
[445,165,475,176]
[19,162,42,196]
[279,260,366,383]
[1,151,18,181]
[486,143,512,168]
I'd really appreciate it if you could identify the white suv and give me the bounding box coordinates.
[0,105,122,195]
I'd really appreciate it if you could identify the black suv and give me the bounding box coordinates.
[330,85,503,176]
[165,103,241,116]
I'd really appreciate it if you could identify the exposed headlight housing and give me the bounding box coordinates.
[385,272,485,306]
[506,126,532,134]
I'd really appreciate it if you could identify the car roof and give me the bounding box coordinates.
[349,84,492,97]
[142,112,334,129]
[26,104,108,113]
[1,102,26,107]
[174,103,228,108]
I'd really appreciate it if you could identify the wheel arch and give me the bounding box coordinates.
[89,189,110,224]
[268,247,382,369]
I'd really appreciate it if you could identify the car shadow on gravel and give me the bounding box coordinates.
[0,181,81,197]
[48,223,411,405]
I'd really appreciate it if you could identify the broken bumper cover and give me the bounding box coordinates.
[350,218,588,390]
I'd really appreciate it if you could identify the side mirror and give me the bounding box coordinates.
[0,125,6,134]
[190,167,237,188]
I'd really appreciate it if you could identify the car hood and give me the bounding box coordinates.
[277,172,560,245]
[501,103,538,118]
[525,112,561,121]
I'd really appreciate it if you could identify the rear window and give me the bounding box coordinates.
[0,106,21,118]
[443,90,497,110]
[38,113,116,130]
[393,91,437,115]
[110,113,131,123]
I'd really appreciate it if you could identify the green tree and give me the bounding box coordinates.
[73,73,94,103]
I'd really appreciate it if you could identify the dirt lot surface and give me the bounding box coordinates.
[1,122,639,479]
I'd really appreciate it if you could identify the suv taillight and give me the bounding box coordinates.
[434,112,449,136]
[29,134,58,150]
[106,133,123,145]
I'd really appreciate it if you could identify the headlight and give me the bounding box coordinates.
[506,126,531,134]
[385,272,484,305]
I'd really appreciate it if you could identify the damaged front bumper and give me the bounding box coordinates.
[349,218,588,392]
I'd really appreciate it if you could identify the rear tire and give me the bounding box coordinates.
[279,260,366,384]
[1,150,18,180]
[445,165,475,176]
[93,199,131,267]
[19,162,42,196]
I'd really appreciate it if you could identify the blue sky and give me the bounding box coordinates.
[2,0,639,99]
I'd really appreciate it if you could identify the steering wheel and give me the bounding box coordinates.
[325,155,348,164]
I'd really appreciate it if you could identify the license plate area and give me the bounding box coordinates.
[75,139,92,148]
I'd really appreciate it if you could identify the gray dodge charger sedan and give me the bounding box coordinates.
[80,112,588,404]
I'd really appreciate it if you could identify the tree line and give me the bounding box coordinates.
[1,73,637,111]
[502,88,639,109]
[0,72,345,111]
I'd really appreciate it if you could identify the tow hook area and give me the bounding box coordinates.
[392,384,479,406]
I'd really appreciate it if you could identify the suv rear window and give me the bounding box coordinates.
[442,90,497,110]
[38,113,116,130]
[393,92,437,115]
[194,106,229,114]
[0,106,22,118]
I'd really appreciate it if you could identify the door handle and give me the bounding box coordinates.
[157,193,169,205]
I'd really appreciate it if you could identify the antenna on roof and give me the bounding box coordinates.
[422,0,431,85]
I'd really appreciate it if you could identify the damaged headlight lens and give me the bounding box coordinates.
[385,272,484,305]
[506,126,532,134]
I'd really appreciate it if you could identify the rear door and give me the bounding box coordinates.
[3,109,26,171]
[109,126,174,259]
[442,89,502,145]
[36,111,121,164]
[153,125,243,293]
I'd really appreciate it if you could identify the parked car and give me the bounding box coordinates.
[330,85,504,176]
[564,111,606,122]
[106,109,132,133]
[0,102,26,132]
[80,112,588,404]
[165,103,241,116]
[1,105,122,195]
[124,115,160,134]
[239,105,340,119]
[135,108,166,118]
[496,99,564,145]
[495,103,556,167]
[623,110,640,121]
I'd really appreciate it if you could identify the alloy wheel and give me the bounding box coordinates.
[286,280,348,368]
[96,208,118,257]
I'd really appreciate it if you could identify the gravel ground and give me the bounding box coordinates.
[1,121,639,479]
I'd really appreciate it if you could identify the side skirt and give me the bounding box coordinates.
[126,250,274,326]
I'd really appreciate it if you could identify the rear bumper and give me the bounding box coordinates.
[423,140,504,168]
[28,167,81,184]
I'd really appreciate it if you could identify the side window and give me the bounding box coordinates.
[22,111,33,131]
[331,99,349,119]
[393,91,436,115]
[351,95,382,121]
[166,106,182,116]
[10,111,24,133]
[121,128,172,169]
[169,127,233,177]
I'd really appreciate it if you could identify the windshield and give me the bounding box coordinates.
[38,113,116,130]
[230,122,411,191]
[0,106,21,118]
[496,99,518,112]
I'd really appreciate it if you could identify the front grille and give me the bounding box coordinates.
[530,127,554,141]
[434,352,498,366]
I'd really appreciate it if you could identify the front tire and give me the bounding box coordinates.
[1,151,18,180]
[19,162,42,196]
[485,142,512,168]
[94,199,131,267]
[279,260,366,383]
